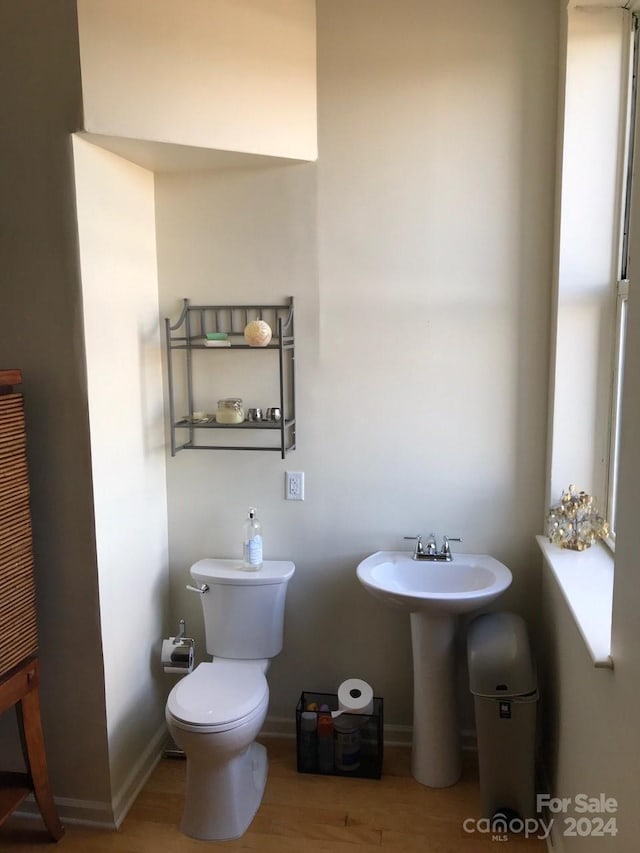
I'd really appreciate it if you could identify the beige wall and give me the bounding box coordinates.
[76,0,317,162]
[0,0,112,810]
[156,0,559,729]
[72,137,170,819]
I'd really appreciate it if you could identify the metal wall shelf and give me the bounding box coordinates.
[165,298,296,458]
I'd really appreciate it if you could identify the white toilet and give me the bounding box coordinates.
[165,557,295,841]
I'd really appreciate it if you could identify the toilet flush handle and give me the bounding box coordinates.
[186,583,209,594]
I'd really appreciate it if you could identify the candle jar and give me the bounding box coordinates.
[215,398,245,424]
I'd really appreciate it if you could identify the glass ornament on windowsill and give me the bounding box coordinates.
[546,484,610,551]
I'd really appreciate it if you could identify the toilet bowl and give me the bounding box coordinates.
[166,659,269,840]
[164,557,295,841]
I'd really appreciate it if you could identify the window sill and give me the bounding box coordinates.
[536,535,614,669]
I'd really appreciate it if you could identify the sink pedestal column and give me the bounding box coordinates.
[410,611,461,787]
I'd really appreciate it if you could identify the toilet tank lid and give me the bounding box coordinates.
[191,558,295,586]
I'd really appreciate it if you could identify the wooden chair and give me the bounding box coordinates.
[0,659,64,839]
[0,370,63,840]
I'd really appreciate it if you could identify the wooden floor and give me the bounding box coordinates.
[1,738,545,852]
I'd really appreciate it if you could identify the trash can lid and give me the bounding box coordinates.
[467,612,537,697]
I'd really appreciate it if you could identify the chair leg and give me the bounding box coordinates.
[18,688,64,841]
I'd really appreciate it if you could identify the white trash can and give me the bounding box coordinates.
[467,612,538,820]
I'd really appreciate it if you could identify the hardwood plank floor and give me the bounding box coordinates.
[0,738,546,851]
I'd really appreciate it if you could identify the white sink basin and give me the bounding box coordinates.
[357,550,512,614]
[356,548,512,788]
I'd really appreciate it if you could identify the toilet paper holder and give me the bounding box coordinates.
[173,619,186,644]
[162,619,196,675]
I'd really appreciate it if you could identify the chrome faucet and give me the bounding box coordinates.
[404,534,462,561]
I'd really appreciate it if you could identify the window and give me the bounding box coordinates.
[539,3,638,668]
[549,6,635,544]
[606,15,638,540]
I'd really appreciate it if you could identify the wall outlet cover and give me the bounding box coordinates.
[285,471,304,501]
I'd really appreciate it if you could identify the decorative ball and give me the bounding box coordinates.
[244,319,272,347]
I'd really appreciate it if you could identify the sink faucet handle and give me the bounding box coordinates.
[441,536,462,556]
[404,535,424,556]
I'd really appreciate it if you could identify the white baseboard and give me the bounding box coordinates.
[112,723,168,828]
[260,714,414,746]
[15,795,116,829]
[15,723,168,830]
[261,715,477,752]
[259,714,295,739]
[382,723,413,746]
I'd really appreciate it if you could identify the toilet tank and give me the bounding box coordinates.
[190,559,295,659]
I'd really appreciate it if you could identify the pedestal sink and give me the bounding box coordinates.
[356,550,512,788]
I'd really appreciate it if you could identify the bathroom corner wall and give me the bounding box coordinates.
[72,137,170,820]
[76,0,317,162]
[156,0,559,729]
[0,0,112,812]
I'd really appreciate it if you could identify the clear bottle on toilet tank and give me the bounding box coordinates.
[242,507,263,570]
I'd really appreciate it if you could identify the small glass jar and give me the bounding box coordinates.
[215,398,245,424]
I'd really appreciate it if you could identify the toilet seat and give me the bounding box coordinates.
[167,661,268,733]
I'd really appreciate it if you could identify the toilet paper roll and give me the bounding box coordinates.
[337,678,374,715]
[161,637,194,675]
